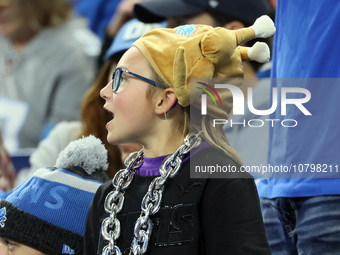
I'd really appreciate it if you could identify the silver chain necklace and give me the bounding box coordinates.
[101,133,202,255]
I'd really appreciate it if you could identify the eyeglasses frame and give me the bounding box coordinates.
[111,67,168,92]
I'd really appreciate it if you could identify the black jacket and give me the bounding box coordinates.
[84,147,271,255]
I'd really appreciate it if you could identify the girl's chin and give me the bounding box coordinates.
[107,135,123,146]
[107,137,117,145]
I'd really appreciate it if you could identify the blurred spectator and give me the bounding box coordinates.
[0,0,100,152]
[97,0,146,68]
[0,136,109,255]
[257,1,340,254]
[15,18,163,186]
[0,132,16,195]
[71,0,121,39]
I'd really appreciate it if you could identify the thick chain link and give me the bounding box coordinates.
[101,150,144,255]
[101,133,201,255]
[130,133,201,255]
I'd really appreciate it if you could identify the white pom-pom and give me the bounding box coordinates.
[55,135,108,174]
[251,15,276,38]
[248,42,270,63]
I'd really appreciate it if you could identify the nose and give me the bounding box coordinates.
[100,81,112,100]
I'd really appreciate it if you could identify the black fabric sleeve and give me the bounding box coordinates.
[200,178,271,255]
[84,181,111,255]
[84,200,99,255]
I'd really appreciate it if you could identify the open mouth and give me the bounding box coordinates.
[104,107,114,119]
[104,107,115,129]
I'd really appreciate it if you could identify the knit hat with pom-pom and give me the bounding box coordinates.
[0,135,109,255]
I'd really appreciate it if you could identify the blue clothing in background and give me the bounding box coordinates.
[258,2,340,254]
[257,0,340,199]
[73,0,121,39]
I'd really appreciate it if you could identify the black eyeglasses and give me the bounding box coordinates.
[111,68,168,92]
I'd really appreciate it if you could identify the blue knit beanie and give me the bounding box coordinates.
[0,135,110,255]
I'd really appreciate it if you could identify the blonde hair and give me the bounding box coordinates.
[16,0,71,27]
[149,67,244,165]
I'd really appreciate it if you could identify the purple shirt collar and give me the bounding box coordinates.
[136,141,211,176]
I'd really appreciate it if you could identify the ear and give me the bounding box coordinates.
[153,88,178,115]
[224,20,245,31]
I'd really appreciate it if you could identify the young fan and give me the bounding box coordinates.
[85,16,275,255]
[0,136,109,255]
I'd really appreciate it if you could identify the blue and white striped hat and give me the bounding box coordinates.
[0,135,109,255]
